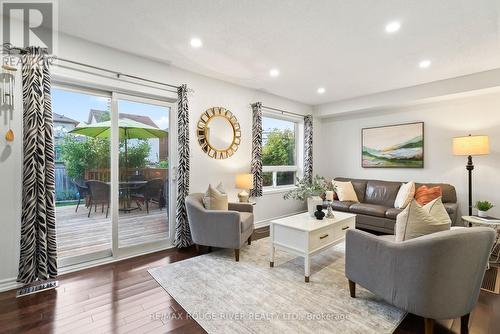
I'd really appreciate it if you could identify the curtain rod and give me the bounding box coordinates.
[54,64,179,94]
[3,44,181,90]
[261,105,305,118]
[55,58,180,90]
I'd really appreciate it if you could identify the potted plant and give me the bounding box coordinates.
[475,201,494,218]
[283,175,336,217]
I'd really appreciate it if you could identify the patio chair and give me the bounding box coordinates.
[131,178,165,214]
[87,180,111,218]
[73,181,89,213]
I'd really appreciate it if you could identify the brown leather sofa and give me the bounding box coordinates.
[332,177,458,234]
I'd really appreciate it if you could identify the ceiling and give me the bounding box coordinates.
[58,0,500,105]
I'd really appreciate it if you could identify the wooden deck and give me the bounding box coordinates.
[56,203,169,260]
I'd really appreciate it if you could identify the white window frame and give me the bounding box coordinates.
[262,111,304,192]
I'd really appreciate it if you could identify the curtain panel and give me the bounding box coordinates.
[250,102,263,197]
[303,115,313,183]
[18,47,58,284]
[174,84,193,248]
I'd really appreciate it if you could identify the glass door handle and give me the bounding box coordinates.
[172,166,178,181]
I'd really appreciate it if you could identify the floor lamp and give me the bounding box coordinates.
[452,134,489,216]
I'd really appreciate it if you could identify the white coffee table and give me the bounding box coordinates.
[269,211,356,282]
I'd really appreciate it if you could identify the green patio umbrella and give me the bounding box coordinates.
[69,118,168,182]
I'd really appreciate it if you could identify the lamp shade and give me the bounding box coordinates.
[452,135,489,156]
[236,174,254,189]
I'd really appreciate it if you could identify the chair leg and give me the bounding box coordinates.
[105,203,109,218]
[461,313,470,334]
[101,204,104,213]
[194,244,200,254]
[348,280,356,298]
[424,318,435,334]
[75,198,81,212]
[95,204,97,212]
[146,200,149,214]
[234,249,240,262]
[247,235,252,245]
[88,199,92,218]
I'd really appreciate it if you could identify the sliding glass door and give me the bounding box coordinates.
[53,85,174,267]
[115,94,171,251]
[53,86,113,265]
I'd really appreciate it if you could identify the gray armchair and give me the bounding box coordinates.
[345,227,495,334]
[186,193,254,261]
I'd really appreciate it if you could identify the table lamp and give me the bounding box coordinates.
[452,134,489,215]
[236,174,254,202]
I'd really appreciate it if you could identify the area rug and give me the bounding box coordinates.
[149,238,406,334]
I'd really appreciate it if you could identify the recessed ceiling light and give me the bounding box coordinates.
[419,60,431,69]
[190,37,202,48]
[385,21,401,33]
[269,68,280,77]
[317,87,326,94]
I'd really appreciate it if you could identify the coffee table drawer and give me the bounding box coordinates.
[309,218,354,251]
[309,225,338,250]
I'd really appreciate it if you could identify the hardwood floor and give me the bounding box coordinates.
[1,227,499,334]
[56,204,168,259]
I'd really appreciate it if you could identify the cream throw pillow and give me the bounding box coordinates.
[395,197,451,242]
[332,181,359,202]
[202,184,228,210]
[394,181,416,209]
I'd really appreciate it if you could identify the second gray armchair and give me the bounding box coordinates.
[345,227,495,334]
[185,193,254,261]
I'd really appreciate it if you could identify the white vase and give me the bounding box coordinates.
[307,196,323,217]
[478,210,488,218]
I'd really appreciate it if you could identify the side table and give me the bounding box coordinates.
[462,215,500,265]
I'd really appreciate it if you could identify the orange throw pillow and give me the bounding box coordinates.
[415,185,442,206]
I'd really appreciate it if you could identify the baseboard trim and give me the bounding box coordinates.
[0,277,22,293]
[255,210,307,229]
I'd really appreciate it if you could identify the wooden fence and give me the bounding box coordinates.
[84,168,168,182]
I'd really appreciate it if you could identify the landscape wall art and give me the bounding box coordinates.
[362,122,424,168]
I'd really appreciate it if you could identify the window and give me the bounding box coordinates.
[262,114,300,189]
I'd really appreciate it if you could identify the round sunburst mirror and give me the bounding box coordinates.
[197,107,241,159]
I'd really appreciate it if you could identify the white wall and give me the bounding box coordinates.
[0,34,310,286]
[0,63,22,289]
[315,90,500,219]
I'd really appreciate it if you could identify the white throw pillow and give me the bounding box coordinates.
[332,181,359,202]
[215,182,226,194]
[202,184,228,210]
[395,198,451,242]
[394,181,416,209]
[424,197,452,226]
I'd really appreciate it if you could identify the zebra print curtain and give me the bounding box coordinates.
[18,47,57,284]
[174,84,192,248]
[303,115,313,183]
[250,102,263,197]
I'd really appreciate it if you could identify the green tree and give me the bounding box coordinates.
[60,136,152,180]
[120,139,151,168]
[60,135,110,180]
[262,128,295,166]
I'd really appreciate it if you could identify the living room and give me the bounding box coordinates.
[0,1,499,333]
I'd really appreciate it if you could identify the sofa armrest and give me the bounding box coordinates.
[345,229,398,296]
[190,210,242,249]
[228,202,254,213]
[443,202,459,225]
